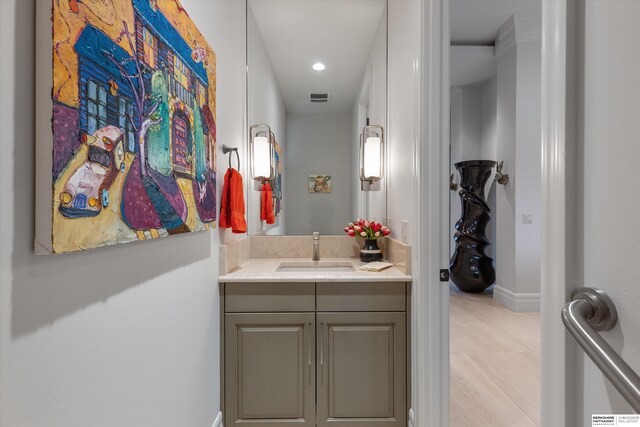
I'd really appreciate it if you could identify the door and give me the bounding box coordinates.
[540,1,640,425]
[171,113,191,175]
[316,312,406,427]
[225,313,315,426]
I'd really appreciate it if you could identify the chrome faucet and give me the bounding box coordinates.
[312,232,320,261]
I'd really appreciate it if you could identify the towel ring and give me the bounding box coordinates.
[222,145,240,170]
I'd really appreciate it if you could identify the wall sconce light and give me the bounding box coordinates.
[449,173,458,191]
[494,160,509,185]
[359,125,384,191]
[249,124,275,183]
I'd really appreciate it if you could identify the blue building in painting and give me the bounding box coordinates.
[74,0,214,181]
[132,0,212,179]
[75,26,138,153]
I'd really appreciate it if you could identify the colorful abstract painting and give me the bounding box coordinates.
[48,0,217,253]
[273,139,283,216]
[308,175,332,193]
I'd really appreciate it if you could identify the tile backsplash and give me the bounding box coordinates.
[220,235,411,275]
[219,236,251,275]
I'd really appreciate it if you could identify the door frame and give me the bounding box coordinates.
[417,0,575,426]
[414,1,450,426]
[540,0,578,425]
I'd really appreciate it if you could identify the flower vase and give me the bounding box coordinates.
[360,239,383,263]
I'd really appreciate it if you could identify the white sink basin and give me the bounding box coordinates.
[276,261,356,272]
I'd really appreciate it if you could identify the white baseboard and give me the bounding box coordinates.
[408,408,415,427]
[212,411,223,427]
[493,285,540,312]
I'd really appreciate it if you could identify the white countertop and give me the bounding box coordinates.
[218,258,412,283]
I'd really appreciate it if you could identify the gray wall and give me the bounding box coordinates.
[285,113,352,235]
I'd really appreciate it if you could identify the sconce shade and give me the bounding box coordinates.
[253,135,271,178]
[359,125,384,191]
[249,124,275,182]
[363,136,382,179]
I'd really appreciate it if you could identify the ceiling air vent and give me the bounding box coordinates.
[309,93,329,103]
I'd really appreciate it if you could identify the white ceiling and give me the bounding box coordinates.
[451,0,540,44]
[450,0,540,86]
[249,0,386,114]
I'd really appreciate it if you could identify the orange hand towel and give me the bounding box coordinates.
[220,168,247,234]
[260,182,275,225]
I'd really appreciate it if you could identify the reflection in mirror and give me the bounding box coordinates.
[246,0,387,236]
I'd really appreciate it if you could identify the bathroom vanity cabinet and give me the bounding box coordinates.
[222,281,409,427]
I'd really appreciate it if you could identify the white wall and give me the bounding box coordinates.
[481,77,498,262]
[495,41,518,300]
[574,1,640,423]
[513,40,542,296]
[480,76,498,160]
[247,5,286,236]
[351,101,364,220]
[351,7,388,224]
[366,6,388,224]
[0,1,246,425]
[386,1,421,420]
[450,85,482,164]
[387,0,420,246]
[492,15,542,310]
[285,113,352,235]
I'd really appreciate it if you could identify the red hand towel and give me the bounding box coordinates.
[220,168,247,233]
[260,182,275,225]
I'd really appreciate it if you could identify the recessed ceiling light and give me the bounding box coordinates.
[312,62,326,71]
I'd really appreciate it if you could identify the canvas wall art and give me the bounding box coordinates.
[36,0,217,253]
[308,175,332,193]
[273,140,283,216]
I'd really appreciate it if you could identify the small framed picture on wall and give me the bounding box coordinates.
[308,175,332,193]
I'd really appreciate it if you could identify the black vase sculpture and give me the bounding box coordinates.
[450,160,496,293]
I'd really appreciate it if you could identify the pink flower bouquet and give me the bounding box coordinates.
[343,219,391,240]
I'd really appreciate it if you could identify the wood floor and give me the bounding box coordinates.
[450,285,541,427]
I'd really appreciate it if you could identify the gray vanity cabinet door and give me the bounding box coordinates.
[316,312,406,427]
[225,313,315,426]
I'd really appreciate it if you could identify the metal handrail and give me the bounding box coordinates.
[562,287,640,413]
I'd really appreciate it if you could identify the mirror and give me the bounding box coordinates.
[246,0,388,236]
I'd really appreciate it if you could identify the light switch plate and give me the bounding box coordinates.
[522,213,533,224]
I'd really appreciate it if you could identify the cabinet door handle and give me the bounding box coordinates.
[320,323,324,385]
[307,322,311,386]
